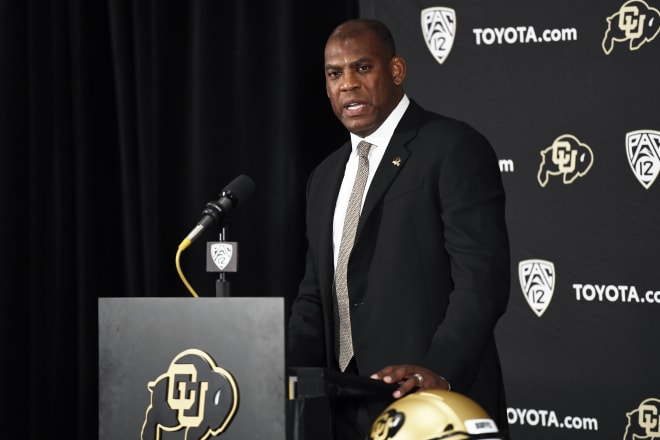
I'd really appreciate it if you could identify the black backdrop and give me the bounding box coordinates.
[4,0,659,439]
[360,1,660,439]
[2,0,357,437]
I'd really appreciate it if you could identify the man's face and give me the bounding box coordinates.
[324,30,405,138]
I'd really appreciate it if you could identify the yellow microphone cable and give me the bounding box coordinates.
[176,237,200,298]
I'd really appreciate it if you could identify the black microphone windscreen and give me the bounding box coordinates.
[222,175,255,205]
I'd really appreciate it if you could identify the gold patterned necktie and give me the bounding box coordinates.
[336,140,372,372]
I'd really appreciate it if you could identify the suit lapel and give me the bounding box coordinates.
[357,102,423,235]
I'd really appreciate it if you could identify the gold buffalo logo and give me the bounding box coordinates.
[141,349,239,440]
[624,398,660,440]
[603,0,660,54]
[537,134,594,187]
[369,409,405,440]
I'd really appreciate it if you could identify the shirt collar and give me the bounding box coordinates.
[350,94,410,151]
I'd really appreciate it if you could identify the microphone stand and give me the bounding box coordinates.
[215,227,231,298]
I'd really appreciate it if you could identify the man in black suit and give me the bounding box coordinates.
[287,18,510,439]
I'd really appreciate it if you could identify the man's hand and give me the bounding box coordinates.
[370,364,450,398]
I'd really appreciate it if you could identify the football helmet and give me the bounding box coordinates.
[367,390,502,440]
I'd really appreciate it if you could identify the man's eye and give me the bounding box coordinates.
[357,65,371,72]
[328,71,340,78]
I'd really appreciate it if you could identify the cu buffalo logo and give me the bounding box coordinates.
[141,349,239,440]
[624,398,660,440]
[537,134,594,187]
[368,409,405,440]
[603,0,660,54]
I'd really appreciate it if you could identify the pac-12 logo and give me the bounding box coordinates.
[421,7,456,64]
[626,130,660,189]
[603,0,660,54]
[141,349,239,440]
[624,398,660,440]
[537,134,594,187]
[206,242,238,272]
[519,259,555,317]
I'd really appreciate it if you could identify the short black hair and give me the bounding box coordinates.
[330,18,397,59]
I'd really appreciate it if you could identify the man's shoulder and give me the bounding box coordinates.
[407,99,460,124]
[407,100,482,137]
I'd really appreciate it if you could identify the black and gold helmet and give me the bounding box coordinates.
[367,390,502,440]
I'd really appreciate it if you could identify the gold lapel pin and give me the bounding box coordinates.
[392,157,401,167]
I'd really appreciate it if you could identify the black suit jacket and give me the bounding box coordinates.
[288,100,511,428]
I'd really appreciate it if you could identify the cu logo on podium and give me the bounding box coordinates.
[141,349,239,440]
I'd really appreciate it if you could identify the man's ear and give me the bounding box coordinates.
[391,55,406,85]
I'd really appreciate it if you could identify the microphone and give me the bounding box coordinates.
[181,175,255,248]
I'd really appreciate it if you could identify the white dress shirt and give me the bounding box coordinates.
[333,95,410,268]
